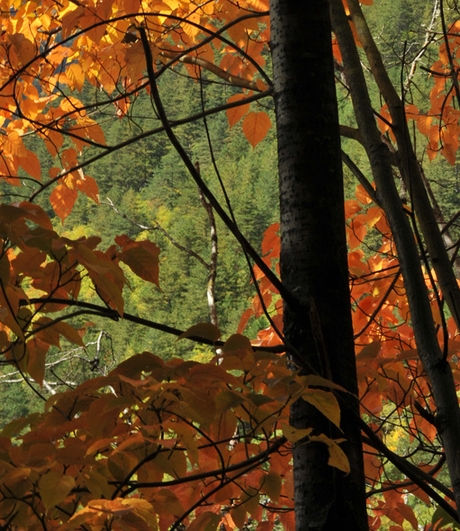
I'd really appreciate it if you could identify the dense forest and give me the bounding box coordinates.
[4,0,455,423]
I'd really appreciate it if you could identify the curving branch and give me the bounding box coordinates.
[24,297,286,353]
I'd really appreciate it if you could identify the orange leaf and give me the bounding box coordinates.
[50,183,78,222]
[261,471,282,503]
[19,149,41,180]
[187,511,220,531]
[226,94,251,127]
[27,336,49,386]
[116,236,160,286]
[66,62,85,92]
[242,111,271,147]
[76,171,99,203]
[261,222,280,257]
[17,202,53,229]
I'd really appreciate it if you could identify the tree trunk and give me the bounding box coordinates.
[270,2,368,529]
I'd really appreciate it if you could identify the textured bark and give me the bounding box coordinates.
[270,1,368,529]
[330,0,460,518]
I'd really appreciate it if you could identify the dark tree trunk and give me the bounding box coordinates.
[270,1,368,529]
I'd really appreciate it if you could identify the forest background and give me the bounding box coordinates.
[2,0,445,419]
[2,0,460,529]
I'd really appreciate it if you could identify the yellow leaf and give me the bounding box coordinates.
[38,470,76,512]
[280,421,312,443]
[327,440,350,473]
[181,12,201,38]
[302,388,341,429]
[310,434,350,474]
[242,111,271,147]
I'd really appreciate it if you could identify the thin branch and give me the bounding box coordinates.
[137,26,296,311]
[28,90,271,201]
[102,197,209,269]
[196,162,219,327]
[24,298,286,353]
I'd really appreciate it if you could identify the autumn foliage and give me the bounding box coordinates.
[0,0,459,529]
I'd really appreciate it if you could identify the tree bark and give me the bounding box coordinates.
[270,2,368,529]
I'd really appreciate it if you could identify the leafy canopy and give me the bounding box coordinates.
[0,0,459,529]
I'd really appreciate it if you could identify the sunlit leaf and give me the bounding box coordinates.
[242,111,271,147]
[226,94,251,127]
[50,183,78,222]
[302,388,341,429]
[310,434,350,474]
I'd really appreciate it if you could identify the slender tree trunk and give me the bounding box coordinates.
[330,0,460,518]
[345,0,460,327]
[270,2,368,529]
